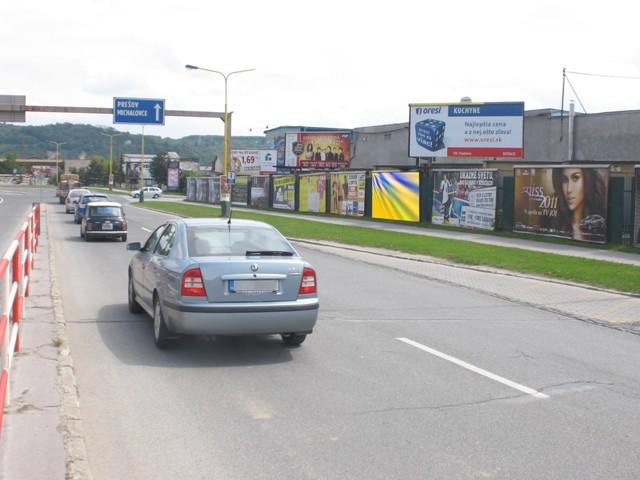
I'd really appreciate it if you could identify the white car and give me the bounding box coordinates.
[130,186,162,199]
[65,188,91,213]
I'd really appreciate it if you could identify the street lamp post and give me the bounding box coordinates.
[185,64,255,217]
[47,140,67,184]
[100,132,123,191]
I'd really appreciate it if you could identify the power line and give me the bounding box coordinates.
[564,74,588,113]
[565,70,640,80]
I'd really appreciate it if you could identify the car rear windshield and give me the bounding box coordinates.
[70,191,88,198]
[83,195,107,204]
[89,206,123,217]
[187,226,295,257]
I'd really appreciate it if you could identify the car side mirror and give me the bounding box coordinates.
[127,242,142,251]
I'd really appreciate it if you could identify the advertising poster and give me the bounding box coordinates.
[250,176,270,209]
[186,177,197,201]
[231,175,249,206]
[196,177,209,203]
[230,149,277,175]
[299,174,327,213]
[272,175,296,210]
[514,165,609,243]
[329,172,366,216]
[167,160,180,191]
[432,169,498,230]
[371,171,420,222]
[634,166,640,247]
[207,177,220,204]
[125,159,152,182]
[285,132,351,169]
[409,102,524,159]
[220,175,231,202]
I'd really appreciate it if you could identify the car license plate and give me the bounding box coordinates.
[102,223,113,230]
[228,279,278,293]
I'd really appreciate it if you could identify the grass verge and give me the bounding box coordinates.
[140,201,640,294]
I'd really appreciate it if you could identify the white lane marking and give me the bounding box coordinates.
[396,337,550,399]
[141,227,152,233]
[0,196,4,205]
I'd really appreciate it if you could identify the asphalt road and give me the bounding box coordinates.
[48,196,640,480]
[0,185,51,255]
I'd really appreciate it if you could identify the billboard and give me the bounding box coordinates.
[299,174,327,213]
[196,177,209,202]
[186,177,197,201]
[208,177,220,204]
[167,159,180,191]
[250,176,270,209]
[329,172,366,216]
[230,149,277,175]
[231,175,249,206]
[432,169,498,230]
[285,132,351,169]
[409,102,524,158]
[124,158,152,182]
[514,165,609,243]
[372,171,420,222]
[273,175,296,210]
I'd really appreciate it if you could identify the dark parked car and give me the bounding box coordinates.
[81,202,128,242]
[127,218,319,348]
[74,193,109,224]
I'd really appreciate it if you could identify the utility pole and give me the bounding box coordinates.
[101,132,122,191]
[47,140,66,184]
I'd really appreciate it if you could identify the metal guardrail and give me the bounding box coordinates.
[0,203,40,435]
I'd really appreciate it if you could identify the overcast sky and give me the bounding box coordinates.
[3,0,640,139]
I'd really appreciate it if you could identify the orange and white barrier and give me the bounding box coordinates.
[0,203,40,435]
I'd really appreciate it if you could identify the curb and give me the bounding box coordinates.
[47,207,93,480]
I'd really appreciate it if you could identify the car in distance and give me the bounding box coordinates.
[130,186,162,199]
[127,218,319,348]
[74,192,109,224]
[80,202,128,242]
[65,188,91,213]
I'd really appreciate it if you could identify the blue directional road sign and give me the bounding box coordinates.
[113,97,165,125]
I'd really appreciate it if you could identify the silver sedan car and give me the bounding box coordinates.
[127,218,319,348]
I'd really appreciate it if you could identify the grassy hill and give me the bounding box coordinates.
[0,123,269,163]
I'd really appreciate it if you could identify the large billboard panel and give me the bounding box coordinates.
[371,171,420,222]
[409,102,524,158]
[124,158,152,183]
[231,175,249,206]
[250,176,270,209]
[285,132,350,169]
[272,175,296,210]
[196,177,209,202]
[208,177,220,204]
[299,174,327,213]
[514,165,609,243]
[432,169,498,230]
[329,172,366,216]
[231,149,277,175]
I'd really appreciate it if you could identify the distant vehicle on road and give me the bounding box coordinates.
[65,188,91,213]
[130,186,162,199]
[81,202,127,242]
[74,192,109,224]
[56,174,81,204]
[126,218,319,348]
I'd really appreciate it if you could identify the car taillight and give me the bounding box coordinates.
[298,267,317,295]
[181,267,207,297]
[122,222,128,230]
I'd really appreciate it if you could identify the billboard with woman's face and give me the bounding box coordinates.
[514,165,609,243]
[371,171,420,222]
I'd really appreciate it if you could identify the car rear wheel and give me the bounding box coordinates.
[128,274,143,314]
[133,193,139,199]
[153,194,160,199]
[153,295,174,349]
[281,333,307,347]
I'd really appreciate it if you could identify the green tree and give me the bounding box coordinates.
[150,152,168,186]
[81,156,108,185]
[0,152,19,174]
